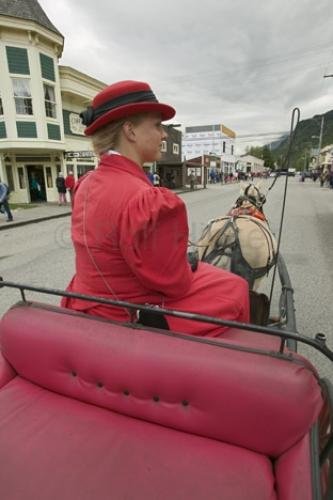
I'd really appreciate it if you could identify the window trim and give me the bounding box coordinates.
[6,46,30,75]
[43,83,57,119]
[161,140,167,152]
[12,77,33,116]
[173,143,180,155]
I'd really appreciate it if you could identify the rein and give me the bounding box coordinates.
[269,108,300,304]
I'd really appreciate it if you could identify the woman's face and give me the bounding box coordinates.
[131,113,168,163]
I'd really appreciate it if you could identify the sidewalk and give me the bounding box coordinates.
[0,187,203,231]
[0,203,71,230]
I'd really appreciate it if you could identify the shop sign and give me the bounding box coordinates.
[65,151,95,159]
[69,112,85,135]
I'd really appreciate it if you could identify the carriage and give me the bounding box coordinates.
[0,248,332,500]
[0,111,332,499]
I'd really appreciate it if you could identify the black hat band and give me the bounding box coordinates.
[80,90,158,126]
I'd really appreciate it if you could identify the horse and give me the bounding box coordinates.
[196,182,277,293]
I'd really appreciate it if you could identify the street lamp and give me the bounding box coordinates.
[311,116,324,171]
[302,141,313,173]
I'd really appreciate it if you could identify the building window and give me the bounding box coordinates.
[222,141,226,153]
[161,140,167,152]
[47,123,61,140]
[231,145,234,155]
[173,143,179,155]
[40,53,55,82]
[0,94,3,115]
[77,164,95,178]
[6,46,30,75]
[12,78,33,115]
[44,84,56,118]
[18,167,26,188]
[16,121,37,138]
[0,122,6,138]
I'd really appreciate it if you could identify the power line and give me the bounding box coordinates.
[235,131,288,139]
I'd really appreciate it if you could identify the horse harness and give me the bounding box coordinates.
[228,184,267,221]
[228,204,267,221]
[200,215,276,289]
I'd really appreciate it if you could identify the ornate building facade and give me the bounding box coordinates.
[0,0,105,203]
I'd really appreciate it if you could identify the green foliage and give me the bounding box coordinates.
[262,145,275,169]
[270,110,333,170]
[246,145,275,169]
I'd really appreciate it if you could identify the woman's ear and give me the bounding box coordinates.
[122,121,136,142]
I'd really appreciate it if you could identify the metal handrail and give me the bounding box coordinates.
[0,278,332,362]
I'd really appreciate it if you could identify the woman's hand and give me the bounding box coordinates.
[187,251,199,272]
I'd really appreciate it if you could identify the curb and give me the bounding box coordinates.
[175,187,205,194]
[0,187,205,231]
[0,211,71,231]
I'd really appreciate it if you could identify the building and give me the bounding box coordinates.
[0,0,105,203]
[60,66,105,180]
[143,126,184,188]
[184,154,221,187]
[158,125,183,188]
[237,154,265,175]
[318,144,333,171]
[182,124,237,174]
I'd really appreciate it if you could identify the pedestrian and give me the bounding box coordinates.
[65,171,75,205]
[56,172,67,205]
[61,79,249,337]
[0,179,13,222]
[146,171,154,184]
[189,171,195,190]
[329,168,333,189]
[30,174,42,201]
[153,172,160,186]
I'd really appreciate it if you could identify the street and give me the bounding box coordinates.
[1,177,332,380]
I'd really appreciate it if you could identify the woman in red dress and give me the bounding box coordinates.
[62,80,249,336]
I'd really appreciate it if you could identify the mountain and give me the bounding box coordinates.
[268,134,289,151]
[268,110,333,170]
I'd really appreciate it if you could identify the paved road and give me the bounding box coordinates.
[1,177,332,380]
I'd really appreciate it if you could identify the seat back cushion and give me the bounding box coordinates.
[0,351,16,388]
[0,378,277,500]
[0,302,323,457]
[275,433,314,500]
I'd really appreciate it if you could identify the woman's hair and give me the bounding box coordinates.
[90,114,146,157]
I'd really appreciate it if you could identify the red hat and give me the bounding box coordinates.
[80,80,176,135]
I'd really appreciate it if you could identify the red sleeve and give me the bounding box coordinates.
[119,187,193,298]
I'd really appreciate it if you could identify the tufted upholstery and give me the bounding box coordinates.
[0,302,324,499]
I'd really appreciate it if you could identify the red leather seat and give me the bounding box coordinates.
[0,302,324,499]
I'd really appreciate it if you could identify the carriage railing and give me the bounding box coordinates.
[276,254,297,351]
[0,277,332,362]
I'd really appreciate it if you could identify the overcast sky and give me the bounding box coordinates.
[39,0,333,148]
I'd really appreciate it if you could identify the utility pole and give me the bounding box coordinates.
[316,115,325,170]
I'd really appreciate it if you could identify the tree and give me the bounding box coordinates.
[262,146,275,169]
[247,146,263,159]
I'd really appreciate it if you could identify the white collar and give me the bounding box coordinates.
[107,149,121,156]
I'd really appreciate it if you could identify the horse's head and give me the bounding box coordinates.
[237,181,266,210]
